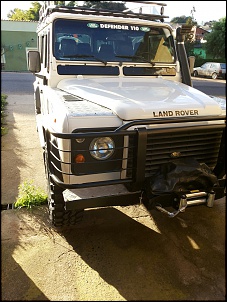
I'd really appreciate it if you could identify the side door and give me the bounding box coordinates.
[199,63,207,76]
[202,63,211,77]
[209,63,217,77]
[38,32,50,116]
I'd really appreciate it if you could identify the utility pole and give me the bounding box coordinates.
[190,6,196,21]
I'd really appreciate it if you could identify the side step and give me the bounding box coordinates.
[155,191,215,218]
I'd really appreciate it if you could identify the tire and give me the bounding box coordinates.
[193,71,198,77]
[43,148,83,228]
[211,72,217,80]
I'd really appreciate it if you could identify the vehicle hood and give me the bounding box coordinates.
[57,77,223,120]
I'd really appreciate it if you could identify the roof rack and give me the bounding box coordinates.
[39,1,169,24]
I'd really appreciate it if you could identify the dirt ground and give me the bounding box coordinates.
[1,82,226,301]
[1,94,47,205]
[1,199,226,301]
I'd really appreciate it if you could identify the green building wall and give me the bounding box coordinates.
[1,20,38,72]
[193,47,206,59]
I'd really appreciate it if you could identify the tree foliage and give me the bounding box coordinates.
[184,17,197,56]
[67,1,76,6]
[204,17,226,59]
[54,1,77,5]
[55,1,67,4]
[83,1,128,11]
[171,15,197,26]
[171,15,190,24]
[7,8,28,21]
[7,2,41,21]
[27,2,42,20]
[6,1,128,21]
[170,16,197,56]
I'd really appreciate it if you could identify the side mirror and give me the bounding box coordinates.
[27,50,41,73]
[188,56,195,75]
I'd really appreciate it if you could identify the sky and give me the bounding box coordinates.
[0,1,226,25]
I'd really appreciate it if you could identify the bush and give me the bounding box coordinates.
[14,180,48,209]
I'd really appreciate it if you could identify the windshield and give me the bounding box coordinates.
[53,19,175,64]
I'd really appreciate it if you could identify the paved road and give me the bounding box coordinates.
[1,72,226,98]
[1,71,35,95]
[1,72,226,301]
[192,77,226,98]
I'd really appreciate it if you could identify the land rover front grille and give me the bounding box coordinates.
[127,125,224,178]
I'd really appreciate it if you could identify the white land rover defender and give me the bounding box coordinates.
[27,1,225,227]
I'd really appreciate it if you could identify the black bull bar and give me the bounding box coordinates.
[44,116,225,212]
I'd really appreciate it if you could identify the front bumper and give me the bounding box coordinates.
[45,115,225,211]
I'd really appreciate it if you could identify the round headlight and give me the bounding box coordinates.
[89,137,115,160]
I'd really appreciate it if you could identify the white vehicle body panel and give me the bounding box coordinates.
[57,77,222,120]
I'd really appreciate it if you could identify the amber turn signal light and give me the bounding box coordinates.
[75,154,85,163]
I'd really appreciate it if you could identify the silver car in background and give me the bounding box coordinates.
[192,62,226,79]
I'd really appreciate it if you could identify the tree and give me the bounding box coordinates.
[7,2,41,21]
[55,1,78,7]
[26,2,42,20]
[55,1,66,4]
[204,17,226,59]
[7,8,29,21]
[171,15,190,24]
[67,1,76,6]
[83,1,128,11]
[171,15,197,26]
[184,17,197,56]
[170,16,197,56]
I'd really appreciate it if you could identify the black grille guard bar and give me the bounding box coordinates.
[48,115,225,189]
[49,115,225,139]
[116,115,225,131]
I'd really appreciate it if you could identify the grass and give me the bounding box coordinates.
[14,180,48,209]
[1,94,8,135]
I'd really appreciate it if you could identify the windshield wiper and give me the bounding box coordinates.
[62,54,107,65]
[115,55,155,66]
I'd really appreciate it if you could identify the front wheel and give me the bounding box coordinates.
[43,150,83,227]
[193,71,198,77]
[211,72,218,80]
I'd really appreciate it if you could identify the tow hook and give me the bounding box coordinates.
[155,191,215,218]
